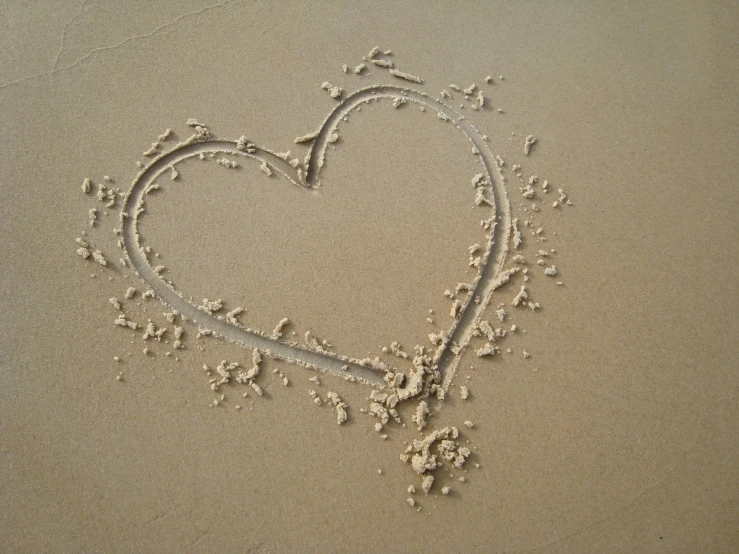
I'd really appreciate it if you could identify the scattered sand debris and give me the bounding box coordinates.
[496,308,508,322]
[124,287,136,299]
[450,299,463,318]
[524,135,537,155]
[114,313,138,330]
[485,75,493,84]
[91,250,106,266]
[390,341,409,359]
[271,317,290,339]
[236,136,256,152]
[249,349,262,377]
[200,298,224,313]
[392,96,407,108]
[250,382,263,396]
[521,184,535,199]
[75,237,89,248]
[512,218,522,249]
[142,320,166,341]
[440,89,452,99]
[304,331,323,352]
[408,485,416,494]
[82,178,91,194]
[455,283,472,293]
[186,118,204,127]
[328,132,339,143]
[401,426,470,479]
[474,188,493,207]
[158,128,172,141]
[77,247,91,259]
[143,142,159,157]
[88,208,98,227]
[407,498,415,507]
[369,401,390,425]
[449,84,462,92]
[226,307,244,324]
[320,81,343,99]
[142,289,155,300]
[544,265,558,276]
[152,265,165,275]
[294,129,320,144]
[428,331,447,346]
[368,46,380,58]
[309,376,321,386]
[342,64,348,73]
[476,343,499,357]
[437,112,451,122]
[109,298,121,310]
[476,90,485,108]
[371,58,393,68]
[354,63,367,74]
[326,391,348,424]
[463,83,476,95]
[471,173,486,188]
[174,326,184,339]
[308,389,322,406]
[512,285,529,307]
[213,361,237,386]
[170,165,179,180]
[389,68,423,84]
[218,157,238,169]
[523,350,531,359]
[464,421,474,429]
[441,485,451,495]
[259,161,273,176]
[477,320,505,342]
[468,244,481,255]
[412,400,429,431]
[421,474,434,494]
[460,386,470,400]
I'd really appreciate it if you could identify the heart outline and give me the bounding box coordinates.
[121,84,510,389]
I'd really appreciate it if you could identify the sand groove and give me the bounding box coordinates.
[121,84,510,388]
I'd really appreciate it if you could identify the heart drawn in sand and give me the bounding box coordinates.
[121,84,510,388]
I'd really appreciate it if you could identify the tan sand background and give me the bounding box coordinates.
[1,1,737,552]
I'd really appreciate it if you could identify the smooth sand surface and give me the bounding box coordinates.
[1,1,737,552]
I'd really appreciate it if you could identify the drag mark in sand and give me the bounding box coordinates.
[121,84,511,389]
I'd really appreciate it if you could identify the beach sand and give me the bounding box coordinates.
[1,1,737,552]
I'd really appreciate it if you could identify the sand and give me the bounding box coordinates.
[1,1,738,552]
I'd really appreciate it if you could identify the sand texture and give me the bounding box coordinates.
[1,1,738,552]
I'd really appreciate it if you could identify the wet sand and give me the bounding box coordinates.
[1,1,737,552]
